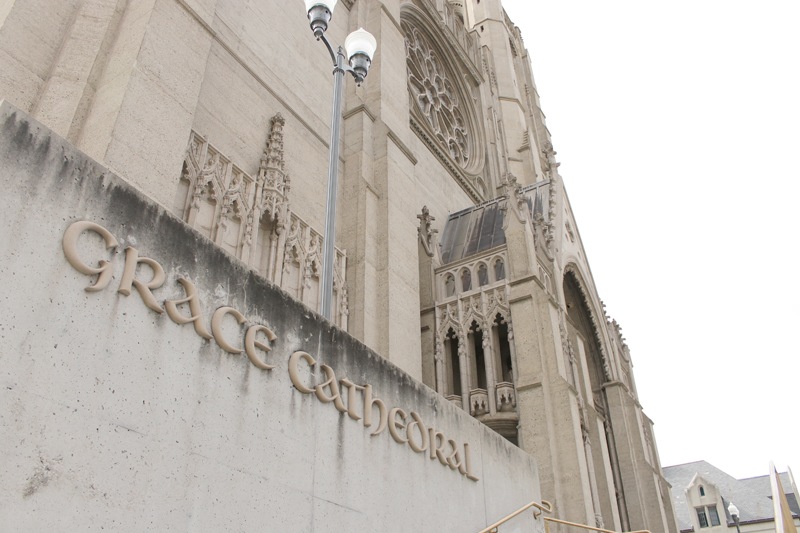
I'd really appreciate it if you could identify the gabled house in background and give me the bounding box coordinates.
[663,461,800,533]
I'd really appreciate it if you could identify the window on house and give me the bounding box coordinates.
[699,486,705,497]
[697,508,709,528]
[696,505,720,528]
[708,506,720,526]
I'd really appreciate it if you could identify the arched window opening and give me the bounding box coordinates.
[563,268,627,524]
[470,322,487,390]
[563,271,604,391]
[446,328,461,396]
[494,258,505,281]
[477,263,489,286]
[445,274,455,297]
[699,486,705,497]
[494,314,513,383]
[461,269,472,292]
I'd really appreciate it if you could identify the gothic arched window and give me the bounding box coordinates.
[494,259,505,281]
[461,269,472,292]
[445,274,455,297]
[477,263,489,286]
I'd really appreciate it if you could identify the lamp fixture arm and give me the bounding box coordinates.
[319,35,361,83]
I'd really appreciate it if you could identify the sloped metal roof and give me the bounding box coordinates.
[440,180,550,265]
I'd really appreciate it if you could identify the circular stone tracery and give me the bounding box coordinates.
[402,20,471,168]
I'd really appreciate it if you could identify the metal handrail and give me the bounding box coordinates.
[477,500,553,533]
[543,517,651,533]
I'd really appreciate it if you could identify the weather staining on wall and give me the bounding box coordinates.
[61,220,477,482]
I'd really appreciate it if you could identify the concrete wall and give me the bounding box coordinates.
[0,101,544,532]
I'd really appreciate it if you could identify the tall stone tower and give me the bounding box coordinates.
[0,0,678,530]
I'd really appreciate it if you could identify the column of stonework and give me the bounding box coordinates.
[433,306,446,395]
[604,383,671,533]
[73,0,219,209]
[419,222,439,390]
[506,318,520,385]
[480,291,498,415]
[569,337,609,530]
[456,298,471,411]
[214,164,234,246]
[339,0,422,380]
[271,230,288,287]
[29,0,121,141]
[502,206,598,530]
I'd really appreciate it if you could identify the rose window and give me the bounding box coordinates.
[403,22,470,168]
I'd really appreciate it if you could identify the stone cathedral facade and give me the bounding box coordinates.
[0,0,678,531]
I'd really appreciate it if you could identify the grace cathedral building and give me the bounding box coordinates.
[0,0,678,531]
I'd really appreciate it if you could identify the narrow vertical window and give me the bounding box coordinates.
[461,269,472,292]
[445,274,455,297]
[471,322,487,389]
[697,508,709,528]
[477,263,489,286]
[494,259,505,281]
[699,486,705,497]
[708,506,720,527]
[448,330,461,397]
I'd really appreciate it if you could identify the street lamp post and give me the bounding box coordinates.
[728,501,741,533]
[304,0,377,321]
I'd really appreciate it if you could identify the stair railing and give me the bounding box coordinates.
[543,517,651,533]
[478,499,653,533]
[477,500,553,533]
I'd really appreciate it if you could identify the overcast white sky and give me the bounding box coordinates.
[500,0,800,480]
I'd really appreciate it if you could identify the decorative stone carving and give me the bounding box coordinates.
[176,117,349,329]
[533,212,554,261]
[469,389,489,417]
[404,21,470,168]
[283,219,303,273]
[417,205,438,257]
[485,287,509,320]
[219,174,244,223]
[303,233,321,289]
[495,382,516,412]
[257,113,291,234]
[504,174,527,219]
[542,140,560,179]
[401,20,479,170]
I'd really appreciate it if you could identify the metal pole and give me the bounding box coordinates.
[320,47,346,321]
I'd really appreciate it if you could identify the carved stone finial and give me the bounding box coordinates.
[264,113,286,172]
[417,205,438,257]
